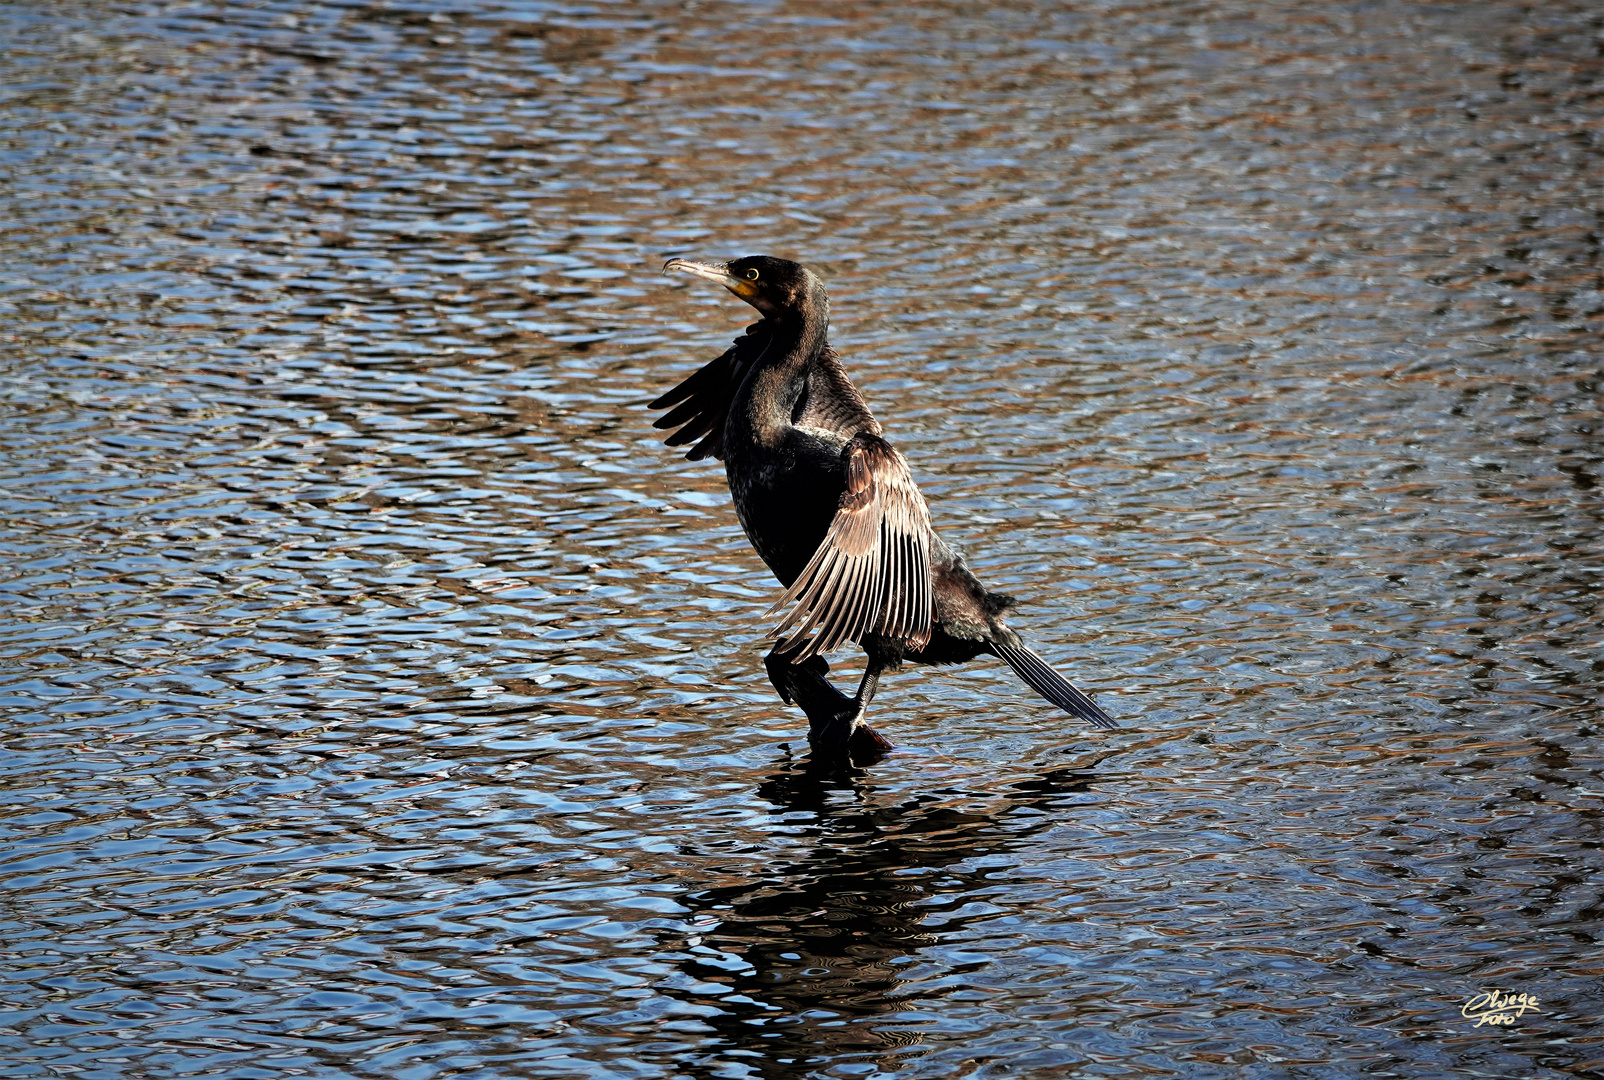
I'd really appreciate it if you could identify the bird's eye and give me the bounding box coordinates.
[745,268,759,281]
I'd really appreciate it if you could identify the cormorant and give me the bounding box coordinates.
[652,255,1116,756]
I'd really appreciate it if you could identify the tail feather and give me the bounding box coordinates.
[995,640,1118,730]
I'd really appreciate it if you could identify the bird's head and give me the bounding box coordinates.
[663,255,826,320]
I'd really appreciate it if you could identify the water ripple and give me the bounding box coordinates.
[2,0,1600,1078]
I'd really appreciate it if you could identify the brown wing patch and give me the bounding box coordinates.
[766,433,933,660]
[793,345,881,438]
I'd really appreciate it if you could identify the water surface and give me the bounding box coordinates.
[2,1,1601,1077]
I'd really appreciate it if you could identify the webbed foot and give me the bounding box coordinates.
[808,707,893,765]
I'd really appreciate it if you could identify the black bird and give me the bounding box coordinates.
[651,255,1117,755]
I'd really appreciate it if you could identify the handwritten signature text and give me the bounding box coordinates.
[1462,991,1542,1027]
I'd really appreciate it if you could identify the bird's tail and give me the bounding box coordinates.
[994,640,1118,730]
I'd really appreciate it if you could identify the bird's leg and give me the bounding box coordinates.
[765,643,900,760]
[842,662,893,755]
[812,642,901,756]
[764,649,852,725]
[849,664,883,727]
[806,660,887,755]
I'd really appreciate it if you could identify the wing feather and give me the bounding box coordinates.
[767,433,934,660]
[795,345,881,438]
[650,321,771,461]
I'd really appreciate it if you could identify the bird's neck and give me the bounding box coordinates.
[734,312,826,449]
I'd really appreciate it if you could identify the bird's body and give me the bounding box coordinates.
[653,256,1115,755]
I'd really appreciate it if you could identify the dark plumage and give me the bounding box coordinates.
[652,255,1116,756]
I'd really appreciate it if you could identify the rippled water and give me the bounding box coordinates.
[3,1,1601,1077]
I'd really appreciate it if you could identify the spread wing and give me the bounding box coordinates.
[766,433,933,660]
[650,321,772,461]
[793,344,881,438]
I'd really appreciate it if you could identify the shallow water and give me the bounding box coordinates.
[2,1,1601,1077]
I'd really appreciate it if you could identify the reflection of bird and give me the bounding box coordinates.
[655,761,1109,1073]
[653,256,1116,756]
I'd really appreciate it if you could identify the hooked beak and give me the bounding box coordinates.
[663,258,759,302]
